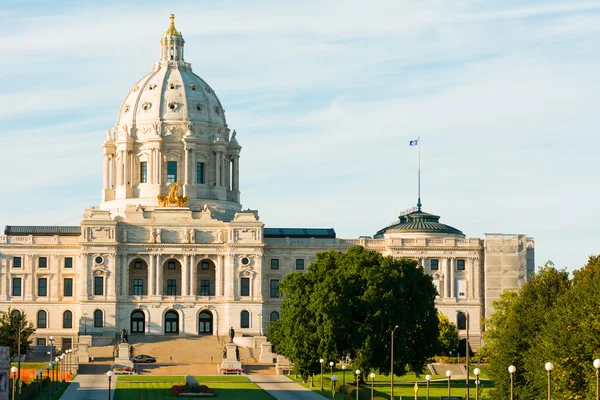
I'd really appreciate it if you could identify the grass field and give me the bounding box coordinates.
[289,368,494,399]
[114,375,276,400]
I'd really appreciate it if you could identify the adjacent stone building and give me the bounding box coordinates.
[0,15,534,353]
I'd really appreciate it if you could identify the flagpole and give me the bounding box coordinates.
[417,136,421,211]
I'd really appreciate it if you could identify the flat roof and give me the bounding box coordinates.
[4,226,81,236]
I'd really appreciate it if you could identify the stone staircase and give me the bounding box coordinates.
[429,363,466,377]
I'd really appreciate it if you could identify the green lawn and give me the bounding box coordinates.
[114,376,275,400]
[289,368,494,399]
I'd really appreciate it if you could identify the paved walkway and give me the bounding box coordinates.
[59,374,115,400]
[248,374,326,400]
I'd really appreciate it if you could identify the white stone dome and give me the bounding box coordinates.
[100,15,242,221]
[116,64,227,128]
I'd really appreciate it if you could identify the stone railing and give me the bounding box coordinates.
[263,237,481,249]
[0,235,79,245]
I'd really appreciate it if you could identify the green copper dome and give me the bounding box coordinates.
[374,209,464,238]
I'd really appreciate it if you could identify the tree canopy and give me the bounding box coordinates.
[436,313,459,356]
[268,246,439,380]
[0,308,36,360]
[483,258,600,399]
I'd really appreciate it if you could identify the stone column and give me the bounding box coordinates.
[122,255,128,298]
[110,155,116,189]
[233,156,239,191]
[444,258,450,299]
[103,155,110,190]
[148,255,155,296]
[123,149,131,187]
[184,148,190,185]
[223,254,234,299]
[474,257,481,299]
[156,257,163,296]
[190,255,197,297]
[80,255,88,299]
[215,255,223,297]
[182,255,189,297]
[450,258,456,299]
[215,152,221,187]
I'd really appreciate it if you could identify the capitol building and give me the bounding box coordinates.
[0,16,534,354]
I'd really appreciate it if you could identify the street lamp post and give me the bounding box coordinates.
[425,374,431,400]
[330,361,335,390]
[332,375,338,400]
[51,360,57,395]
[107,370,114,400]
[45,365,51,400]
[390,325,399,400]
[11,366,17,400]
[545,362,554,400]
[508,365,516,400]
[320,359,325,392]
[48,336,54,363]
[456,310,470,400]
[342,365,347,400]
[355,370,361,400]
[446,370,452,399]
[473,368,480,400]
[594,359,600,400]
[370,372,375,400]
[34,371,40,396]
[61,354,66,382]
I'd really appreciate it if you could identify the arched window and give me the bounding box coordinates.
[240,310,250,328]
[37,310,47,329]
[94,309,103,328]
[270,311,280,323]
[63,311,73,329]
[457,312,467,330]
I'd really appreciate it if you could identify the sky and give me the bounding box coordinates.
[1,0,599,273]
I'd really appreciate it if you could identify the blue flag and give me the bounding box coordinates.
[409,139,419,146]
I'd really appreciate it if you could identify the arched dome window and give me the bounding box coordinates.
[37,310,47,329]
[240,310,249,328]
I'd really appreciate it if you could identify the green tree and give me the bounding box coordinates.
[0,307,36,377]
[269,246,439,380]
[437,313,459,355]
[525,256,600,399]
[482,262,570,399]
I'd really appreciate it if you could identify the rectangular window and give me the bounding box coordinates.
[201,262,209,270]
[271,259,279,270]
[167,161,177,183]
[12,278,21,296]
[167,279,177,295]
[135,261,143,269]
[457,280,467,298]
[140,162,147,183]
[63,338,72,350]
[457,259,466,271]
[13,257,21,268]
[133,279,144,295]
[295,259,304,270]
[196,162,205,184]
[94,277,104,295]
[240,278,250,296]
[64,278,73,297]
[200,280,210,296]
[36,338,46,346]
[38,278,47,297]
[64,257,73,268]
[270,280,280,298]
[430,259,439,271]
[168,261,176,270]
[39,257,47,268]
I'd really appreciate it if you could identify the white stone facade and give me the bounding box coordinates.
[0,16,534,353]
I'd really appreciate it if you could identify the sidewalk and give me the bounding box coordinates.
[248,374,326,400]
[59,374,115,400]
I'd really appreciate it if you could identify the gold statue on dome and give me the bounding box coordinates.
[157,181,189,207]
